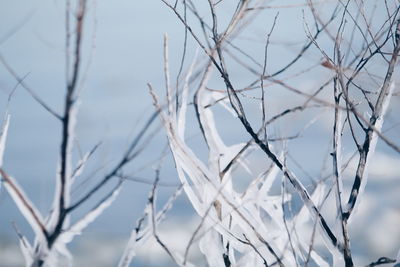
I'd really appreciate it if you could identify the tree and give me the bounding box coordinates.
[0,1,161,266]
[149,0,400,266]
[1,0,400,266]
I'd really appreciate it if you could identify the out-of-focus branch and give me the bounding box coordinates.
[67,109,159,212]
[0,169,48,241]
[0,54,62,120]
[49,0,87,248]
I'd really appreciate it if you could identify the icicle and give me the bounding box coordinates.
[1,171,47,243]
[0,113,10,167]
[60,183,122,244]
[0,113,10,192]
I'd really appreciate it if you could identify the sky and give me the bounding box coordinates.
[0,0,399,266]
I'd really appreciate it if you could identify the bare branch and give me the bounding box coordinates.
[0,54,62,120]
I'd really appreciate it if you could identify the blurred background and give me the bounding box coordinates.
[0,0,399,266]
